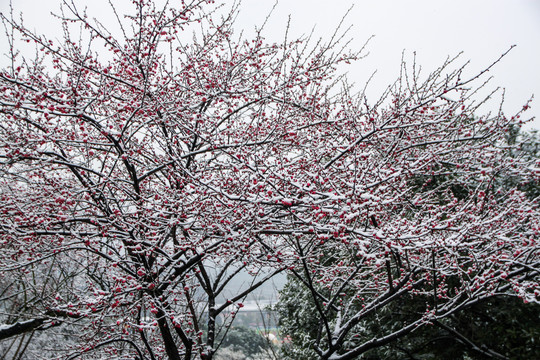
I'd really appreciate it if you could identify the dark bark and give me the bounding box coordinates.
[155,309,182,360]
[0,318,45,340]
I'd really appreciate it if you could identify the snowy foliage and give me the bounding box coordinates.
[0,0,538,359]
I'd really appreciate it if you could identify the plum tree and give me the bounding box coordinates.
[276,130,540,359]
[0,0,538,359]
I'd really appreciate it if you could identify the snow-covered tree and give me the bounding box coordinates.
[276,129,540,359]
[0,0,538,359]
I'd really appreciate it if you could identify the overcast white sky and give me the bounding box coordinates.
[1,0,539,129]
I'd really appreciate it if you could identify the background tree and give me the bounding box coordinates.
[215,326,268,359]
[0,0,538,359]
